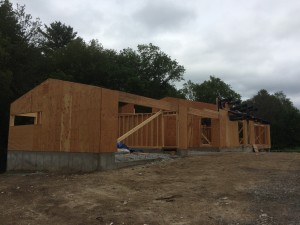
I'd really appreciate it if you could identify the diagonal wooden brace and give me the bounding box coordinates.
[117,110,163,142]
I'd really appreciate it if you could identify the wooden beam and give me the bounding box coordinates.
[117,110,163,142]
[14,112,38,117]
[10,115,15,127]
[201,133,211,144]
[119,92,178,111]
[266,125,271,146]
[178,105,188,149]
[248,120,255,145]
[188,107,219,119]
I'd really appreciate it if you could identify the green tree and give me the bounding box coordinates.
[119,43,185,98]
[181,76,241,103]
[180,80,197,100]
[14,3,42,45]
[0,0,45,171]
[0,0,24,170]
[47,38,120,85]
[138,43,185,98]
[50,42,186,98]
[39,21,77,52]
[248,89,300,149]
[48,41,185,99]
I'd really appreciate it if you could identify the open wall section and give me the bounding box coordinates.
[117,94,224,150]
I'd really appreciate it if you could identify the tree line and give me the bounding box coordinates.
[1,0,300,170]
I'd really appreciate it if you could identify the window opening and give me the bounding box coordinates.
[11,112,42,126]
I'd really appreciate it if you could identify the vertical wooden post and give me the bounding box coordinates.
[150,118,153,146]
[187,115,193,148]
[9,115,15,127]
[211,118,220,147]
[243,120,248,145]
[218,110,227,148]
[161,114,165,148]
[178,105,188,150]
[156,115,159,146]
[248,121,255,145]
[266,125,271,147]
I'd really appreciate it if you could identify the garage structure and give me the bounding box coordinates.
[7,79,271,171]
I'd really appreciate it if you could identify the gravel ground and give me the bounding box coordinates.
[0,152,299,225]
[115,152,178,162]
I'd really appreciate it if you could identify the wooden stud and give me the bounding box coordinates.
[9,115,15,127]
[161,114,165,147]
[266,125,271,147]
[117,110,162,142]
[178,105,188,149]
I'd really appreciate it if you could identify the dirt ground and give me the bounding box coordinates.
[0,152,299,225]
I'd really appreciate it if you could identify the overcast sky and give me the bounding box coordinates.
[11,0,300,109]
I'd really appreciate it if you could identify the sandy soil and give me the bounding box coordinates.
[0,152,299,225]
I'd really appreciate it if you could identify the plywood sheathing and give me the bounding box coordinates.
[218,109,227,148]
[227,120,239,147]
[211,118,220,147]
[178,104,188,149]
[9,79,118,153]
[100,88,118,152]
[119,103,135,113]
[164,114,177,147]
[67,82,102,153]
[9,80,50,151]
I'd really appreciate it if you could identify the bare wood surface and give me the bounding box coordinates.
[119,92,178,111]
[188,107,219,119]
[117,110,162,142]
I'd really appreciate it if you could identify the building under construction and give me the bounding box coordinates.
[7,79,271,171]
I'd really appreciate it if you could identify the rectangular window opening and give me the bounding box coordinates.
[11,112,42,126]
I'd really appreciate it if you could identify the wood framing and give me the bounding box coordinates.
[8,79,271,157]
[178,104,188,149]
[117,110,162,142]
[8,79,118,153]
[119,92,178,111]
[188,107,219,119]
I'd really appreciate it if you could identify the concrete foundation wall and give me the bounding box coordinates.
[7,151,116,172]
[187,146,253,155]
[219,146,253,152]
